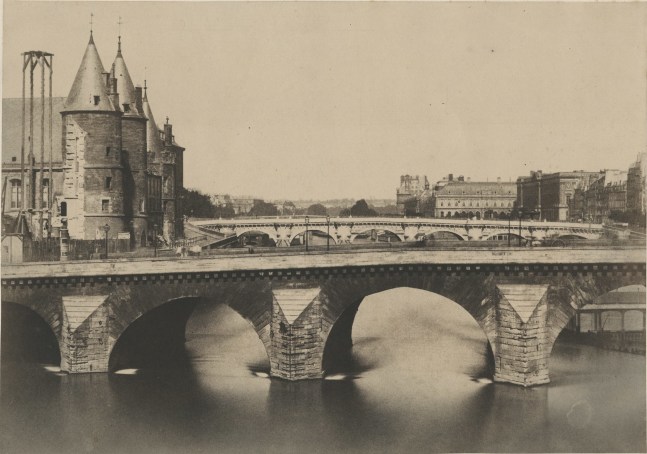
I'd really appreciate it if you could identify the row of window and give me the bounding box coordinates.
[438,200,513,208]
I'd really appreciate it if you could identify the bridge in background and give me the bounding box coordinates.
[189,217,605,247]
[2,246,644,387]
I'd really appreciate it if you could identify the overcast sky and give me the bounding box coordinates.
[3,1,646,200]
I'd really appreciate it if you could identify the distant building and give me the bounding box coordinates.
[627,152,647,218]
[517,171,599,221]
[431,175,516,219]
[584,170,627,224]
[396,175,429,215]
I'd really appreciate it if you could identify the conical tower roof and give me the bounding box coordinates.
[64,33,115,112]
[142,85,164,154]
[112,38,140,116]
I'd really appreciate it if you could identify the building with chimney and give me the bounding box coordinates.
[431,175,516,219]
[1,31,185,245]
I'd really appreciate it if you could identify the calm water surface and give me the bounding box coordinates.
[2,290,645,453]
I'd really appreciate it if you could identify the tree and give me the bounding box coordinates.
[307,203,327,216]
[350,199,377,217]
[179,187,217,218]
[214,203,235,219]
[249,201,278,217]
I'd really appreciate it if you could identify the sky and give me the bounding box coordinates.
[3,1,646,200]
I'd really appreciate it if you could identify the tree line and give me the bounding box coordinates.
[179,187,387,219]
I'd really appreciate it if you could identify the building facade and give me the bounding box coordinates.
[517,171,600,221]
[431,175,516,219]
[627,153,647,218]
[2,32,185,244]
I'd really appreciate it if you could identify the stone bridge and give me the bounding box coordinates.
[2,247,644,387]
[190,217,604,247]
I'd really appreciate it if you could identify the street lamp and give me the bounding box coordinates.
[102,224,110,259]
[305,216,309,252]
[326,215,330,251]
[508,211,513,247]
[153,223,158,257]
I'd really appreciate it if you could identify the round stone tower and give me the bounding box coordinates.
[60,32,126,240]
[112,37,148,247]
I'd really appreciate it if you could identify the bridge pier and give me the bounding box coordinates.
[60,295,111,373]
[269,286,325,380]
[491,284,551,386]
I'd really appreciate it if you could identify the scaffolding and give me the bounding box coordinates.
[18,51,54,239]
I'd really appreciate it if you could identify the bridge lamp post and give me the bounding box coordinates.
[305,216,309,252]
[103,224,110,259]
[326,215,330,251]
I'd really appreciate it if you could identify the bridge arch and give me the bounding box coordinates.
[106,282,273,373]
[235,228,278,246]
[484,232,524,241]
[1,301,61,365]
[289,228,338,246]
[322,287,495,376]
[350,228,404,244]
[420,230,466,241]
[318,275,498,377]
[237,230,277,247]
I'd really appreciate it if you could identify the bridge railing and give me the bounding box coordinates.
[11,235,645,264]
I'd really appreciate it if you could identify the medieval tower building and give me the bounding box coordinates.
[2,30,185,246]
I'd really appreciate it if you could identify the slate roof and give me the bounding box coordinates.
[2,97,66,164]
[63,33,116,112]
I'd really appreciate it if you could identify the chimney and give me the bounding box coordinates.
[467,177,471,182]
[109,76,120,111]
[448,173,453,181]
[135,86,144,114]
[164,122,173,146]
[497,177,501,183]
[458,175,464,182]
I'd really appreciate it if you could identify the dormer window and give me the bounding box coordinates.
[123,103,130,112]
[94,96,100,105]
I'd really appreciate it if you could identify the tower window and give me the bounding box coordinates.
[123,103,130,112]
[94,96,100,105]
[105,177,112,190]
[11,157,16,162]
[42,179,49,208]
[106,146,111,156]
[60,201,67,217]
[101,199,110,213]
[10,179,22,209]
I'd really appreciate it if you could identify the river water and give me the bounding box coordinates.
[2,289,645,453]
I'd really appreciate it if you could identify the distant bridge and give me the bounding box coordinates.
[189,217,604,247]
[3,246,644,387]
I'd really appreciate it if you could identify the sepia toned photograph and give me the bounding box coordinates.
[1,1,646,453]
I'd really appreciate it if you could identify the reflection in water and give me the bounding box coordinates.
[1,291,645,453]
